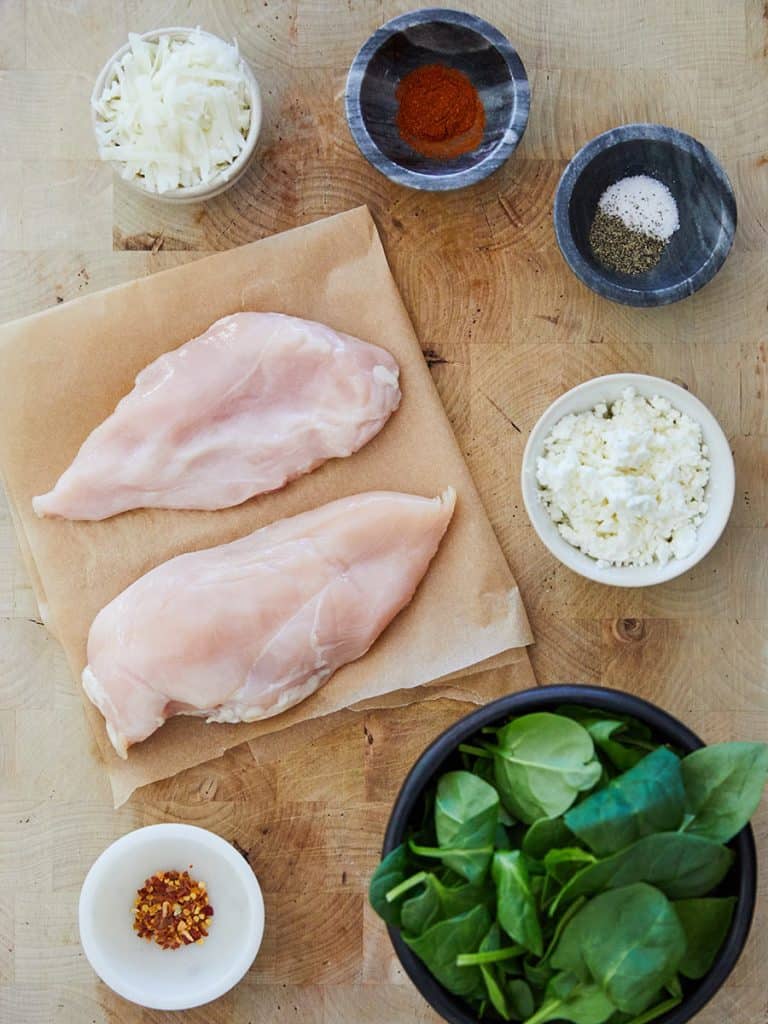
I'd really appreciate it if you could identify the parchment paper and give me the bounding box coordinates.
[246,648,537,770]
[0,206,532,804]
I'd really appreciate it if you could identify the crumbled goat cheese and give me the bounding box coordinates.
[536,388,710,569]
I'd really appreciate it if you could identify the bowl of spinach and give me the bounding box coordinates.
[370,685,766,1024]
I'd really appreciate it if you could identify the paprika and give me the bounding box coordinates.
[395,63,485,159]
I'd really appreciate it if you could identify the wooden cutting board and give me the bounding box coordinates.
[1,2,766,1022]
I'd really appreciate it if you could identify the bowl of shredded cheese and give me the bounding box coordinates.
[91,27,261,202]
[521,374,735,587]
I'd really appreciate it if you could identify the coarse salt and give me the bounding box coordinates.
[536,388,710,569]
[598,175,680,242]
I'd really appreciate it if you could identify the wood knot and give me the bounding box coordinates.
[612,618,646,643]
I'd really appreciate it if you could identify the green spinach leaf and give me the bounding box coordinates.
[674,897,736,979]
[564,748,685,856]
[551,832,734,912]
[506,978,535,1020]
[409,770,499,883]
[524,953,555,990]
[556,706,655,772]
[493,850,544,956]
[543,847,598,886]
[620,995,682,1024]
[553,884,686,1015]
[680,742,768,843]
[403,904,491,997]
[523,816,578,859]
[489,713,602,824]
[400,874,493,936]
[522,971,616,1024]
[369,844,410,926]
[471,923,519,1020]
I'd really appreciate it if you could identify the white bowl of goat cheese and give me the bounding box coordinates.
[521,374,734,587]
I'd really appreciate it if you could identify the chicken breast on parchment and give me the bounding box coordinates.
[33,313,401,520]
[83,489,456,757]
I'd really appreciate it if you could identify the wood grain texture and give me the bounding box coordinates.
[1,1,767,1021]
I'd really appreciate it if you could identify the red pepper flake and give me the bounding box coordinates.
[132,869,214,950]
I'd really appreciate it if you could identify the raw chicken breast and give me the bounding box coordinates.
[83,488,456,757]
[33,313,401,520]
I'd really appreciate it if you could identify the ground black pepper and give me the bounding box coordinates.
[589,210,666,275]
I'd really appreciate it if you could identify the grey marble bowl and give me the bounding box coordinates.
[554,124,737,306]
[345,8,530,191]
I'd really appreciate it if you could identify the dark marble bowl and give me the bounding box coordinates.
[345,8,530,191]
[554,124,737,306]
[381,685,757,1024]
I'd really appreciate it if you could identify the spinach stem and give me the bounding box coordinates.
[624,996,682,1024]
[456,945,525,966]
[384,871,427,903]
[522,998,561,1024]
[458,743,492,759]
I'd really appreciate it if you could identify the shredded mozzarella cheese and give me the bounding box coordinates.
[93,29,252,193]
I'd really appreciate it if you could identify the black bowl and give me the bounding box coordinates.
[553,124,737,306]
[345,8,530,191]
[382,684,757,1024]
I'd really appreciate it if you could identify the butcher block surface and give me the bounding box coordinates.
[1,2,767,1022]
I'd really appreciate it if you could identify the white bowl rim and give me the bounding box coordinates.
[521,373,735,587]
[90,26,262,202]
[78,823,265,1010]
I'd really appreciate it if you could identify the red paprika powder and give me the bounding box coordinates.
[395,63,485,159]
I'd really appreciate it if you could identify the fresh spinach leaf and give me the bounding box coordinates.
[482,963,511,1020]
[522,971,616,1024]
[400,874,493,936]
[523,816,578,860]
[555,706,656,772]
[403,904,491,997]
[586,721,647,773]
[488,713,602,823]
[369,843,410,926]
[524,954,554,990]
[553,884,686,1015]
[543,847,598,886]
[470,923,518,1020]
[409,770,499,883]
[680,742,768,843]
[551,832,734,912]
[564,748,685,856]
[665,974,682,999]
[541,897,588,964]
[493,850,544,956]
[620,995,682,1024]
[674,897,736,979]
[507,978,535,1020]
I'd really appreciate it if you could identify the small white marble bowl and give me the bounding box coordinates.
[521,373,735,587]
[79,824,265,1010]
[91,27,262,203]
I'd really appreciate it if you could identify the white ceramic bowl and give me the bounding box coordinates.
[79,824,265,1010]
[521,373,735,587]
[91,27,262,203]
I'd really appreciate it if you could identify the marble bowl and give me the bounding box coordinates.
[345,8,530,191]
[79,824,265,1009]
[554,124,737,306]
